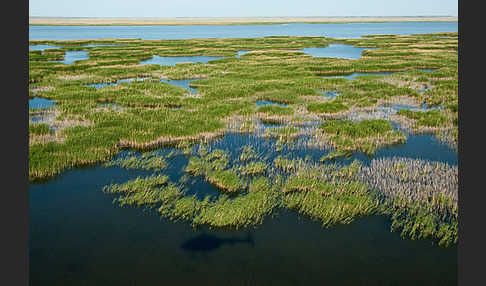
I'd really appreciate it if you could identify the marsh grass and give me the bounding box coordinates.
[397,109,448,127]
[307,101,349,114]
[356,157,458,247]
[103,150,167,171]
[31,34,458,246]
[318,119,407,155]
[29,123,51,136]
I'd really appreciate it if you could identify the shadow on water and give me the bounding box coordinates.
[29,126,457,285]
[181,232,254,253]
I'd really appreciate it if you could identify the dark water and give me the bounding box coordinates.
[29,22,457,41]
[51,51,89,65]
[30,128,457,285]
[301,44,372,59]
[29,97,55,109]
[140,55,223,66]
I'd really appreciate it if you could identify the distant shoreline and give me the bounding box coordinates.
[29,16,458,26]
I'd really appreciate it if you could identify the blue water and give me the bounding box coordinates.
[302,44,372,59]
[160,79,198,93]
[325,68,437,80]
[325,72,394,80]
[383,103,441,111]
[29,22,457,41]
[256,100,288,107]
[140,55,223,66]
[29,44,62,51]
[322,90,340,98]
[85,77,150,88]
[52,51,89,65]
[236,50,250,58]
[29,97,55,109]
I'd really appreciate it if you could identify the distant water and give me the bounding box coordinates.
[302,44,372,59]
[51,51,89,65]
[140,55,223,66]
[29,44,62,51]
[29,22,457,41]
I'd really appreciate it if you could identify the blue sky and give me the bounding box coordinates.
[29,0,458,17]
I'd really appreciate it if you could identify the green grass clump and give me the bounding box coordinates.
[284,188,378,226]
[386,200,457,247]
[193,191,278,228]
[29,123,50,136]
[206,169,245,194]
[239,161,268,176]
[397,109,448,127]
[186,148,230,176]
[319,119,406,155]
[273,155,300,172]
[102,175,182,206]
[307,101,348,114]
[103,151,167,171]
[320,150,351,162]
[239,145,260,162]
[283,168,377,226]
[264,126,299,139]
[157,176,278,228]
[321,119,393,138]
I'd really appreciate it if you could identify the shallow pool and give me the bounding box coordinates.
[140,55,223,66]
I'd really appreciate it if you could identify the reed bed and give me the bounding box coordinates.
[61,33,459,241]
[29,123,51,136]
[103,150,167,171]
[316,119,407,155]
[102,174,181,207]
[355,157,458,246]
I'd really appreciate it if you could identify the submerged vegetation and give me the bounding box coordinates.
[30,32,458,246]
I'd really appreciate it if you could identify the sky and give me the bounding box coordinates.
[29,0,458,18]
